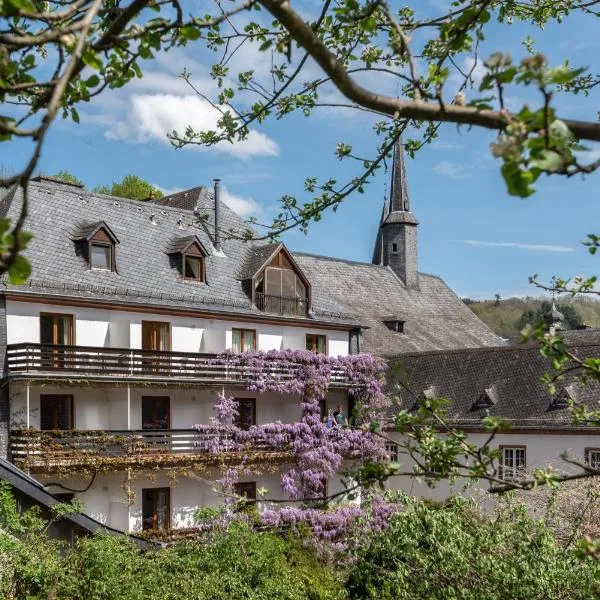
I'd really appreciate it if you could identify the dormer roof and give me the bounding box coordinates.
[71,221,119,244]
[164,235,208,256]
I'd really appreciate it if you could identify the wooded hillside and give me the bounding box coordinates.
[462,297,600,338]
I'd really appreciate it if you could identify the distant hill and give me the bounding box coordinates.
[462,296,600,338]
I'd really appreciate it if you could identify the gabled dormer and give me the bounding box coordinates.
[471,387,498,411]
[71,221,119,272]
[549,384,577,411]
[240,243,311,317]
[165,235,209,282]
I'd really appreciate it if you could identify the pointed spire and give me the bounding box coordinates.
[371,200,388,264]
[389,137,410,213]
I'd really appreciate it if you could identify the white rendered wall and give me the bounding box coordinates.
[42,468,349,533]
[387,430,600,502]
[11,383,349,431]
[5,300,349,356]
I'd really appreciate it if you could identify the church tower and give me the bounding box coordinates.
[372,137,419,288]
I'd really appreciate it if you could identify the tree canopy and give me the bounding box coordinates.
[518,300,584,331]
[52,170,84,187]
[93,175,164,201]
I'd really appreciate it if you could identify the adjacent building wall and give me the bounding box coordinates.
[387,430,600,501]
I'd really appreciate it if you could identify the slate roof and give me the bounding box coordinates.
[387,336,600,428]
[238,243,280,280]
[292,252,501,353]
[0,178,501,353]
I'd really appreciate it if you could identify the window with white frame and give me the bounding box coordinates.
[585,448,600,469]
[500,446,526,481]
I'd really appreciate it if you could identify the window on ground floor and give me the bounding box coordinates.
[142,487,171,531]
[234,481,257,505]
[585,448,600,469]
[500,446,526,481]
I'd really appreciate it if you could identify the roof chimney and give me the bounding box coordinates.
[213,179,222,252]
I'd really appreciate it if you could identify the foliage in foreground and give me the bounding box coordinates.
[2,483,600,600]
[346,496,600,600]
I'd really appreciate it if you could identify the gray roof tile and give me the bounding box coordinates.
[0,180,501,352]
[387,332,600,428]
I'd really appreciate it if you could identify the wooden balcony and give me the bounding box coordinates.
[10,428,292,473]
[255,292,307,317]
[6,344,351,386]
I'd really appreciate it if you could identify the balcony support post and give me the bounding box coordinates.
[25,382,30,429]
[126,385,131,430]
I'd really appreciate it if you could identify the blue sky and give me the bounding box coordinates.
[2,1,599,299]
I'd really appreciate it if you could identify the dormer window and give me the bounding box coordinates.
[383,318,405,333]
[71,221,119,273]
[183,250,204,281]
[241,244,311,317]
[165,235,208,283]
[90,241,112,270]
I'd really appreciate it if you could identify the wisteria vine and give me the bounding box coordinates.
[193,350,389,500]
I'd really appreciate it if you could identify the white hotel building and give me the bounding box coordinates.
[9,142,585,535]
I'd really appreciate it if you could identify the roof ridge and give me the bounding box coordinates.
[291,251,395,268]
[386,338,600,359]
[29,180,198,217]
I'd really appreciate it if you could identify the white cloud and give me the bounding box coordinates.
[153,184,183,197]
[106,94,279,159]
[461,240,575,252]
[432,161,468,180]
[462,57,487,89]
[221,187,262,218]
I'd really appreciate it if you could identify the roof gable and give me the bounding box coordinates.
[165,235,209,257]
[71,221,120,244]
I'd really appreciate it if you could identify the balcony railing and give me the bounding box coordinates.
[6,344,351,386]
[255,292,307,317]
[10,428,292,472]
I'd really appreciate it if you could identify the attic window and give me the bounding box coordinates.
[549,388,574,411]
[91,242,112,270]
[71,222,119,272]
[253,246,310,317]
[165,236,208,282]
[183,250,204,281]
[472,389,497,410]
[384,319,404,333]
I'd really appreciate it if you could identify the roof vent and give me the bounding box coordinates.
[177,216,185,230]
[549,385,577,411]
[383,318,405,333]
[422,385,438,400]
[150,213,157,225]
[472,388,498,410]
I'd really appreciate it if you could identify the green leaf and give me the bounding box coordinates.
[180,25,201,40]
[501,163,538,197]
[85,75,100,87]
[8,255,31,284]
[81,50,103,71]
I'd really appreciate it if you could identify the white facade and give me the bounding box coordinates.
[387,430,600,502]
[6,298,354,533]
[5,300,350,356]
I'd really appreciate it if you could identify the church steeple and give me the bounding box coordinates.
[389,135,410,213]
[372,137,419,289]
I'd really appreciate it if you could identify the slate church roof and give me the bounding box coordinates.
[0,175,501,355]
[387,330,600,428]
